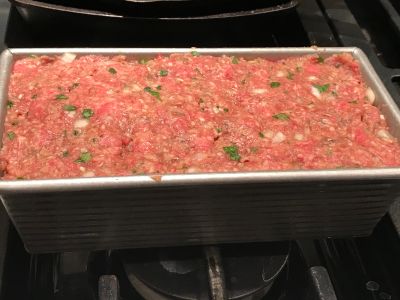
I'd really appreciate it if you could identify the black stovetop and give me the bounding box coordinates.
[2,0,400,299]
[1,208,400,300]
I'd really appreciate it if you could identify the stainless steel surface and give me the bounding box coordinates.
[1,47,400,253]
[99,275,120,300]
[389,202,400,235]
[0,47,400,192]
[309,266,337,300]
[205,246,227,300]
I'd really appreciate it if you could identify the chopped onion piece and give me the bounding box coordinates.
[366,87,375,104]
[67,111,76,118]
[193,153,207,160]
[276,71,285,77]
[252,88,268,94]
[272,132,286,143]
[61,53,76,63]
[74,119,89,128]
[265,130,274,139]
[294,133,304,141]
[123,84,141,94]
[377,129,393,141]
[311,86,321,99]
[308,76,318,81]
[83,171,95,177]
[187,167,200,173]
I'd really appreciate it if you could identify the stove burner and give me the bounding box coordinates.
[119,242,290,300]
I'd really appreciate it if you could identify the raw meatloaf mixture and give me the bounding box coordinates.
[1,52,400,179]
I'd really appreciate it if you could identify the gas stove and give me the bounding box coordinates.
[1,0,400,299]
[1,207,400,300]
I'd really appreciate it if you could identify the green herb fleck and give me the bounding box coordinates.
[7,131,16,140]
[349,100,358,104]
[223,107,229,113]
[223,145,241,161]
[273,113,290,121]
[55,94,68,100]
[250,147,258,153]
[159,70,168,77]
[16,176,24,180]
[198,98,204,104]
[75,152,91,163]
[317,55,324,63]
[131,169,137,174]
[82,108,94,119]
[216,128,222,133]
[191,51,200,57]
[139,58,148,65]
[331,90,338,96]
[296,66,302,72]
[7,101,13,109]
[92,137,98,143]
[31,94,37,99]
[232,56,239,64]
[287,71,294,80]
[63,105,77,111]
[259,132,265,138]
[11,121,18,126]
[270,81,281,88]
[156,85,162,90]
[28,54,37,58]
[108,67,117,74]
[313,83,330,93]
[73,130,80,136]
[62,150,69,157]
[144,87,161,101]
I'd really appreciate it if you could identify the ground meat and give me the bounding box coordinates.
[1,52,400,180]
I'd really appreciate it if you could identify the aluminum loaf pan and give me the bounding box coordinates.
[1,47,400,254]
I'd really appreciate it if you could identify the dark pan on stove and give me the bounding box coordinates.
[8,0,301,47]
[97,0,298,18]
[9,0,299,19]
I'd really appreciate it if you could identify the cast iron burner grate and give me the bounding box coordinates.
[14,240,332,300]
[117,243,289,300]
[91,241,331,300]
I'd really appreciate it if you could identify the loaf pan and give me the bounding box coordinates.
[1,47,400,253]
